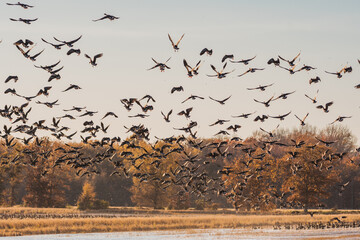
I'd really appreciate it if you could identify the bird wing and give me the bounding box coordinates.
[278,55,289,62]
[303,113,309,121]
[292,52,301,62]
[238,69,250,77]
[200,48,208,55]
[176,34,185,46]
[168,34,175,47]
[210,64,218,73]
[165,57,171,63]
[53,37,65,43]
[222,95,232,102]
[31,49,44,58]
[94,53,103,60]
[326,101,334,107]
[325,71,337,75]
[69,35,82,44]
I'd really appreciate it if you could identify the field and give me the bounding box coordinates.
[1,207,360,237]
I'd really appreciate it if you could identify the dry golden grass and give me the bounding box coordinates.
[2,206,360,216]
[1,213,360,237]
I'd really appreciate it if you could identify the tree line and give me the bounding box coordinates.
[0,125,359,211]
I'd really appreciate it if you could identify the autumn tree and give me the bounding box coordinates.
[280,139,340,212]
[22,139,70,207]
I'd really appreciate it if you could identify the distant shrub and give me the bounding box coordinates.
[93,199,109,210]
[195,199,205,210]
[77,182,109,210]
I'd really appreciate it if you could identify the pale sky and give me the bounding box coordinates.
[0,0,359,143]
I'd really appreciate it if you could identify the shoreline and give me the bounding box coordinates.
[1,207,360,237]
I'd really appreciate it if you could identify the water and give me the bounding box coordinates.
[3,228,360,240]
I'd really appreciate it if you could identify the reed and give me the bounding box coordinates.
[1,213,360,237]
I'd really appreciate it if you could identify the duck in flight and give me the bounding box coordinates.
[85,53,103,66]
[7,2,33,9]
[148,58,171,72]
[10,18,38,24]
[200,48,213,56]
[238,67,265,77]
[183,59,201,77]
[53,35,82,47]
[93,13,119,22]
[247,83,273,91]
[278,52,300,66]
[230,56,256,65]
[168,34,184,52]
[207,63,234,79]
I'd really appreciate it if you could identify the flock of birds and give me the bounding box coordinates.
[2,1,360,210]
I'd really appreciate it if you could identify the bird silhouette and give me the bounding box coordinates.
[148,57,171,72]
[295,113,309,126]
[85,53,103,66]
[207,63,234,79]
[54,35,82,47]
[93,13,119,21]
[171,86,184,94]
[10,18,38,24]
[278,52,300,66]
[209,95,231,105]
[238,68,265,77]
[7,2,34,9]
[200,48,213,56]
[316,101,333,113]
[230,56,256,65]
[168,34,185,51]
[161,110,173,122]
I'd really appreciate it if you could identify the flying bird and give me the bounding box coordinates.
[230,56,256,65]
[222,54,234,62]
[10,18,38,24]
[7,2,34,9]
[268,111,291,121]
[232,112,256,118]
[238,68,265,77]
[14,39,33,48]
[267,58,280,66]
[278,52,301,66]
[305,90,319,104]
[207,63,234,79]
[62,84,81,92]
[85,53,103,66]
[330,116,352,125]
[183,59,201,77]
[171,86,184,94]
[182,95,204,103]
[247,83,273,91]
[41,38,65,50]
[102,112,118,119]
[148,57,171,72]
[295,113,309,126]
[316,101,333,113]
[93,13,119,21]
[254,96,274,107]
[5,76,18,83]
[67,48,81,55]
[177,107,193,118]
[53,35,82,47]
[161,110,173,122]
[273,91,295,100]
[309,76,321,84]
[200,48,213,56]
[168,33,184,51]
[254,115,268,122]
[209,95,231,105]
